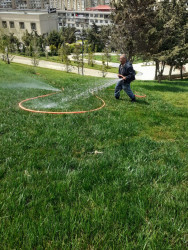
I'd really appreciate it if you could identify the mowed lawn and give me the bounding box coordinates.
[0,62,187,249]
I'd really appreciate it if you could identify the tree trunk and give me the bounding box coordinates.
[169,65,173,81]
[180,65,183,80]
[155,60,159,80]
[157,61,166,83]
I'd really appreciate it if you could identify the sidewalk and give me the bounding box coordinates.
[12,55,117,79]
[11,55,187,81]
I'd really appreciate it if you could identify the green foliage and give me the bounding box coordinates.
[86,23,110,52]
[49,44,57,56]
[87,45,95,67]
[73,44,83,74]
[111,0,188,81]
[0,32,19,63]
[101,55,108,77]
[58,44,71,72]
[0,62,187,249]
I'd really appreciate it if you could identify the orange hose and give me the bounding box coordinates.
[135,92,146,98]
[19,92,106,114]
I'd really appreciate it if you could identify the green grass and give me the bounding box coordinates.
[0,61,187,249]
[39,56,118,73]
[85,55,143,64]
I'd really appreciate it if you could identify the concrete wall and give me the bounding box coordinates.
[0,11,58,40]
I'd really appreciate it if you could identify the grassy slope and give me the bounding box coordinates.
[0,62,187,249]
[38,56,118,73]
[84,55,143,64]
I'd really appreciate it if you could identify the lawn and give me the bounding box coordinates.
[38,55,118,74]
[0,62,187,249]
[84,55,143,64]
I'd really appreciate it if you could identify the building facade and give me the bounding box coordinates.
[58,9,112,32]
[0,10,58,40]
[0,0,111,10]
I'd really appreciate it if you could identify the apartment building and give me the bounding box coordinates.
[0,0,111,10]
[0,0,49,9]
[0,10,58,40]
[51,0,111,10]
[58,8,112,32]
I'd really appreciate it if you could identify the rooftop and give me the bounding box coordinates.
[86,5,113,11]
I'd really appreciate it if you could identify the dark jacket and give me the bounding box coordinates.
[119,61,135,83]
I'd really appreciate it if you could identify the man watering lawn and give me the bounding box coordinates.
[115,54,136,102]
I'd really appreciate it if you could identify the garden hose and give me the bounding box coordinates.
[19,91,106,115]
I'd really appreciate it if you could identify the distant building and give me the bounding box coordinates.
[49,0,111,11]
[0,10,58,40]
[58,8,112,32]
[0,0,112,10]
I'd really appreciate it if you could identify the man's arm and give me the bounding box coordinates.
[125,65,135,81]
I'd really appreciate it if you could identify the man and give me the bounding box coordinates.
[115,54,136,102]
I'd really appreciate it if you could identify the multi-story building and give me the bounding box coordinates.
[49,0,111,11]
[58,8,112,32]
[0,0,49,9]
[0,9,58,40]
[0,0,111,10]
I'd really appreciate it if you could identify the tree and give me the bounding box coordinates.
[111,0,188,81]
[111,0,156,61]
[58,44,71,73]
[86,23,108,52]
[22,31,46,56]
[31,36,40,67]
[101,55,108,78]
[46,30,61,48]
[0,33,18,64]
[103,45,111,68]
[73,44,82,74]
[87,45,95,67]
[60,27,77,44]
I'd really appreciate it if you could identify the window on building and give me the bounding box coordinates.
[76,24,79,27]
[90,14,93,17]
[19,22,25,29]
[2,21,7,28]
[100,20,103,23]
[94,14,98,17]
[31,23,36,30]
[100,14,103,18]
[9,21,15,28]
[95,20,98,23]
[105,20,108,23]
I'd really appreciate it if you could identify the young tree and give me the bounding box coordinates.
[87,45,95,67]
[73,44,82,74]
[58,44,71,73]
[101,55,108,78]
[103,45,111,68]
[0,33,18,64]
[31,36,40,67]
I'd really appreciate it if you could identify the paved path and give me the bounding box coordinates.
[12,55,117,78]
[11,55,187,81]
